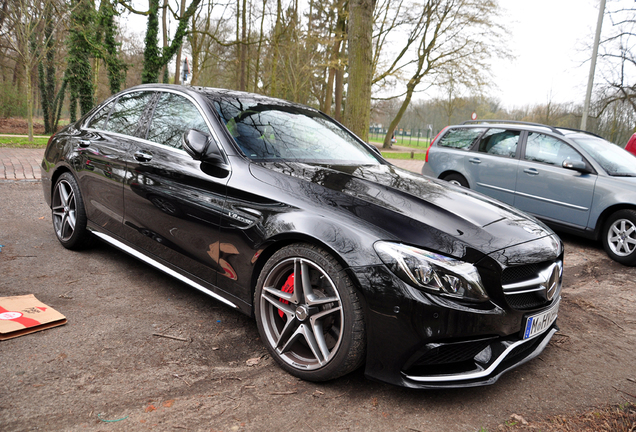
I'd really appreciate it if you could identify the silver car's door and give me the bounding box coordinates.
[463,128,521,205]
[514,132,597,229]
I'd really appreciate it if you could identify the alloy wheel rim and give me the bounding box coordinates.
[52,180,77,241]
[260,257,344,370]
[607,218,636,257]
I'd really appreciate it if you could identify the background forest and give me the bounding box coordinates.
[1,0,635,146]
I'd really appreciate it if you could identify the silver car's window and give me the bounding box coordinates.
[437,128,485,150]
[571,136,636,177]
[525,133,583,166]
[478,129,520,157]
[147,93,211,150]
[106,91,155,136]
[86,100,115,130]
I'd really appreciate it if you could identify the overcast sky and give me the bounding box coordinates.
[491,0,606,109]
[120,0,627,110]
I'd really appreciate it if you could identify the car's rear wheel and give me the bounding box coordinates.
[51,172,92,249]
[254,243,365,381]
[603,209,636,265]
[443,173,469,188]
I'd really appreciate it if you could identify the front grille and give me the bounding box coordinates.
[502,264,541,285]
[501,261,561,311]
[505,292,547,310]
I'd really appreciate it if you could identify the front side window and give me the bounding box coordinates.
[437,128,485,150]
[146,92,211,150]
[571,136,636,176]
[525,133,583,166]
[106,91,154,136]
[478,129,520,157]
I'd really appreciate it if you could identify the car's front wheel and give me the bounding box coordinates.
[603,209,636,265]
[254,243,365,381]
[51,172,92,249]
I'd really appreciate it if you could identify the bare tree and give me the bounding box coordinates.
[595,3,636,118]
[4,0,66,140]
[374,0,508,148]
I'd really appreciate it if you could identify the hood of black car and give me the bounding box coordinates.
[249,161,556,261]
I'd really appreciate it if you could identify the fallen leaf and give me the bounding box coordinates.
[163,400,175,408]
[145,405,156,413]
[510,414,528,425]
[246,357,260,366]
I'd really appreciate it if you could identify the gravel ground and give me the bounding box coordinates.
[1,181,635,432]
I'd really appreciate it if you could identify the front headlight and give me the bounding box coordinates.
[374,241,489,302]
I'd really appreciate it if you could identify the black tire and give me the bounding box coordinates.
[254,243,365,381]
[51,172,93,250]
[602,209,636,266]
[443,173,469,188]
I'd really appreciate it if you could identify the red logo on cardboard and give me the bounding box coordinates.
[0,311,23,320]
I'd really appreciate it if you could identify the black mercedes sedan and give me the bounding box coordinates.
[41,84,563,389]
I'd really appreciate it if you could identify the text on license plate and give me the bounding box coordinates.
[523,299,559,339]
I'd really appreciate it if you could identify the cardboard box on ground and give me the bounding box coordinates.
[0,294,66,340]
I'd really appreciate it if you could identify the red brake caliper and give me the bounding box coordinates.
[278,273,295,318]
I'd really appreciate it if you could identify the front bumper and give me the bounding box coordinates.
[350,265,559,389]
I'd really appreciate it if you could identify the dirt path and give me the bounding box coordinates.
[1,182,635,431]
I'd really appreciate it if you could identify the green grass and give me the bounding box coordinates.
[381,151,427,160]
[0,135,49,148]
[368,137,431,149]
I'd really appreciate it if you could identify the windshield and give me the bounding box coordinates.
[570,136,636,177]
[213,97,381,165]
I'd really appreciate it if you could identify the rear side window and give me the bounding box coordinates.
[86,100,115,130]
[437,128,485,150]
[105,91,154,136]
[478,129,520,158]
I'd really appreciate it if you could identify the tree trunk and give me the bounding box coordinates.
[25,63,34,141]
[335,66,344,122]
[239,0,247,90]
[344,0,374,141]
[174,0,187,84]
[322,2,346,115]
[383,80,415,148]
[254,0,267,92]
[161,0,169,82]
[270,0,283,96]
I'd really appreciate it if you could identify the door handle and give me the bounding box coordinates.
[524,168,539,175]
[78,139,91,148]
[134,151,153,162]
[468,158,481,164]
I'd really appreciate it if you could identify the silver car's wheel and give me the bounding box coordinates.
[51,172,92,249]
[442,173,469,188]
[255,244,365,381]
[603,210,636,266]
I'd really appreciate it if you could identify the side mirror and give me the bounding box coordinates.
[562,159,591,174]
[183,129,224,164]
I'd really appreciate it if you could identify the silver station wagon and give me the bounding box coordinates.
[422,121,636,265]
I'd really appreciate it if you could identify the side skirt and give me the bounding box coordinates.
[88,226,248,312]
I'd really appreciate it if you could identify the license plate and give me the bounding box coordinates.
[523,298,560,339]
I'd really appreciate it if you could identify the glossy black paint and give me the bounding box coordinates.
[41,84,563,388]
